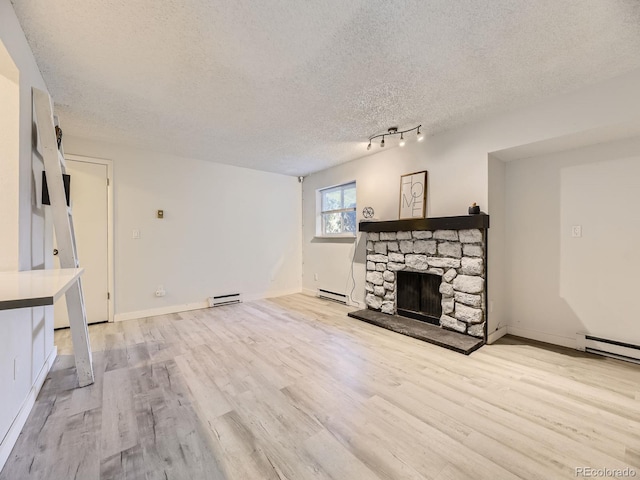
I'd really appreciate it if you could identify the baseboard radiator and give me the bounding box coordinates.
[208,293,242,307]
[576,333,640,364]
[317,289,348,305]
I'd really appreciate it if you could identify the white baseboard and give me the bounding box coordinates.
[0,346,57,472]
[487,326,508,344]
[346,298,363,308]
[114,301,209,322]
[243,288,302,302]
[114,288,304,322]
[507,325,576,349]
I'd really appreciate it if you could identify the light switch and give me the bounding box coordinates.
[133,229,140,239]
[571,225,582,238]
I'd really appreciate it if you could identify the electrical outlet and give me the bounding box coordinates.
[571,225,582,238]
[132,229,140,239]
[155,285,166,297]
[314,273,319,281]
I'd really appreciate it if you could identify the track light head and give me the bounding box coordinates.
[399,132,405,147]
[367,142,371,150]
[417,127,424,142]
[380,136,385,147]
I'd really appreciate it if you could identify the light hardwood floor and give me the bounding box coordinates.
[1,294,639,479]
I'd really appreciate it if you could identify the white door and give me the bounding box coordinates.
[54,159,109,328]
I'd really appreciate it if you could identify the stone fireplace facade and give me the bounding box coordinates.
[364,226,486,338]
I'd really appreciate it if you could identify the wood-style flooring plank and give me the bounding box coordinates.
[101,368,139,459]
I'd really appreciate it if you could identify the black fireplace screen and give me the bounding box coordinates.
[396,271,442,325]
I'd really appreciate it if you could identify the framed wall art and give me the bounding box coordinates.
[399,170,427,219]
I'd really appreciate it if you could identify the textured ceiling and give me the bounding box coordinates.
[10,0,640,176]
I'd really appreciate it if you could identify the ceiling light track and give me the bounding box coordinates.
[367,125,423,150]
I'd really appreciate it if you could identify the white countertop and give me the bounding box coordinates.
[0,268,84,311]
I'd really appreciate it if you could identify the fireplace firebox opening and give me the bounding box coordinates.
[396,270,442,325]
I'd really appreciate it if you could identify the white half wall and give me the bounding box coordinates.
[504,137,640,347]
[62,137,302,318]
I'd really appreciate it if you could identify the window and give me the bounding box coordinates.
[318,181,356,236]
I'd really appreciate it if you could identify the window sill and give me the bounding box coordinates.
[313,234,356,242]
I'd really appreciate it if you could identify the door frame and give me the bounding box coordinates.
[65,154,114,323]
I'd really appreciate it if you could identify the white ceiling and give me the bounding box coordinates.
[11,0,640,176]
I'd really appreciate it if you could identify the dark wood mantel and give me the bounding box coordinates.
[359,214,489,233]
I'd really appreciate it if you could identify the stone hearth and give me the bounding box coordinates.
[360,215,489,340]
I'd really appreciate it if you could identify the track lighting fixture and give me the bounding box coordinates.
[367,125,422,150]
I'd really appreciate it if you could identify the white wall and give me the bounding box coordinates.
[63,137,302,318]
[504,137,640,347]
[487,155,507,341]
[0,55,19,272]
[302,136,490,308]
[0,0,53,468]
[302,68,640,336]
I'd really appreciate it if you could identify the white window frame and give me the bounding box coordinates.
[316,181,357,238]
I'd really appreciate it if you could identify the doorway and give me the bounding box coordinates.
[54,155,113,328]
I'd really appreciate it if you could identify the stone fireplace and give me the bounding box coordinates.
[361,215,489,340]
